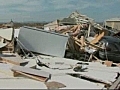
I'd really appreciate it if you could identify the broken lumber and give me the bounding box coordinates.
[13,70,48,82]
[45,81,66,89]
[85,41,103,50]
[90,30,105,44]
[109,76,120,89]
[87,24,91,37]
[67,73,111,86]
[11,65,51,82]
[62,25,78,34]
[73,36,102,50]
[104,60,113,67]
[93,55,120,67]
[0,53,29,66]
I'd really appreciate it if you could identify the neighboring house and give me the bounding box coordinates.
[105,18,120,30]
[44,11,94,31]
[44,20,60,31]
[69,11,94,24]
[2,20,14,29]
[44,19,73,31]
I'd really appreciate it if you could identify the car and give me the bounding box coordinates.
[98,36,120,63]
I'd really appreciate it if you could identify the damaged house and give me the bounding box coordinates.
[0,11,120,89]
[105,17,120,30]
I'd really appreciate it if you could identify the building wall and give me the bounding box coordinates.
[105,21,120,30]
[44,20,59,31]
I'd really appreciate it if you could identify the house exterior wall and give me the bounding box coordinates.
[44,20,59,31]
[105,21,120,30]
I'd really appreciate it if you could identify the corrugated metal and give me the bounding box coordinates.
[18,26,68,57]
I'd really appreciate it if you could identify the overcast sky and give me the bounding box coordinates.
[0,0,120,22]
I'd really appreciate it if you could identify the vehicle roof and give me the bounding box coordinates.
[102,36,120,43]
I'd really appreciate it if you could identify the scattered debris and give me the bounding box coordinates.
[104,60,113,67]
[109,76,120,89]
[68,73,111,87]
[0,53,29,66]
[0,28,14,53]
[11,65,51,82]
[45,81,66,89]
[0,11,120,89]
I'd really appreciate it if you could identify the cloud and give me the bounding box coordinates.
[0,0,118,13]
[79,0,120,9]
[0,0,119,22]
[0,0,26,6]
[51,0,120,10]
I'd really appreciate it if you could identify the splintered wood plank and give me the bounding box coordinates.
[0,53,29,65]
[93,56,120,67]
[109,76,120,89]
[62,25,78,34]
[81,36,84,47]
[11,65,50,78]
[12,70,48,82]
[85,41,103,50]
[67,73,111,86]
[80,36,85,50]
[45,81,66,89]
[104,61,113,67]
[90,31,105,44]
[87,24,91,37]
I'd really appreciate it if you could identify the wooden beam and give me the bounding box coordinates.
[90,30,105,44]
[12,70,48,82]
[81,36,85,47]
[104,60,113,67]
[85,41,103,50]
[1,53,29,66]
[93,55,120,67]
[75,41,82,47]
[11,65,51,79]
[109,76,120,89]
[67,73,111,86]
[87,24,91,37]
[62,25,78,34]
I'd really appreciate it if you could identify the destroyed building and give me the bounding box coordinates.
[0,11,120,89]
[105,17,120,30]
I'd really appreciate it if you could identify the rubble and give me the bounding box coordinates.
[11,65,51,82]
[0,11,120,89]
[0,53,29,66]
[0,28,14,53]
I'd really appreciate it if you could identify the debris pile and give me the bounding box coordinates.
[44,11,120,63]
[0,11,120,89]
